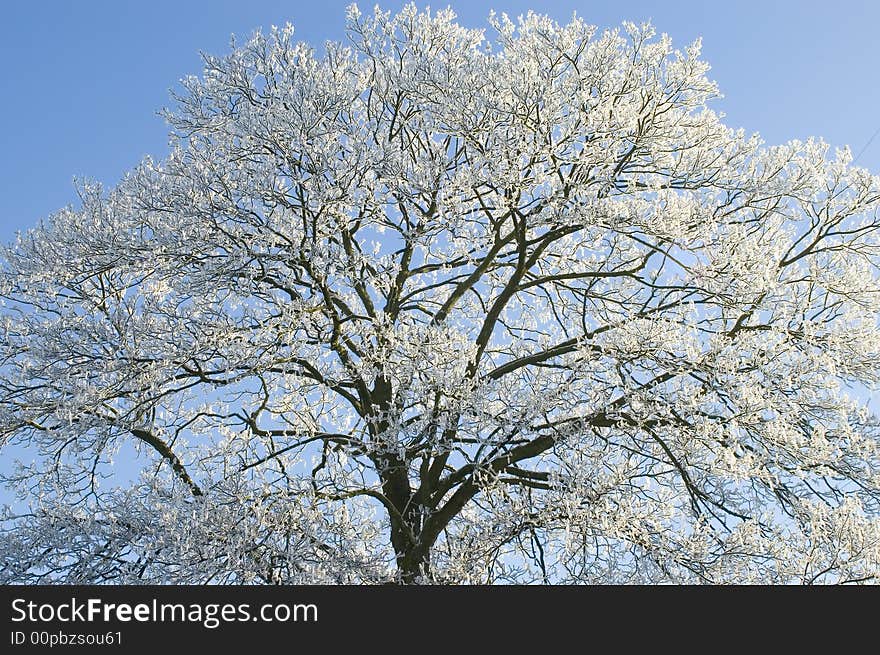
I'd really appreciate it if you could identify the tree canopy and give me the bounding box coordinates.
[2,5,880,584]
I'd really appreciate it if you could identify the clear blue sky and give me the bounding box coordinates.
[1,1,878,522]
[1,0,879,241]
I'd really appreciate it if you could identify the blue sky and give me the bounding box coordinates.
[0,0,878,536]
[1,0,879,239]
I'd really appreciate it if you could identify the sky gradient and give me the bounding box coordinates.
[1,1,878,549]
[1,0,879,241]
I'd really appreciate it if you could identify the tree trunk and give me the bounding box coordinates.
[393,529,430,584]
[369,374,432,583]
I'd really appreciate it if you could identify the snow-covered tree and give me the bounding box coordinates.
[2,5,879,584]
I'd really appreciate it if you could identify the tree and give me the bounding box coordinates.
[1,5,879,585]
